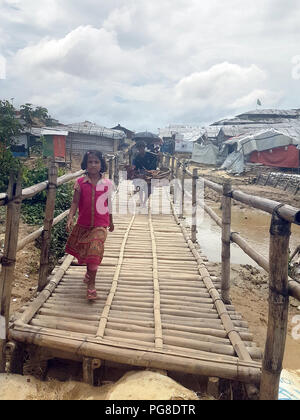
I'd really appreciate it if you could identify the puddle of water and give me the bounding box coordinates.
[187,203,300,266]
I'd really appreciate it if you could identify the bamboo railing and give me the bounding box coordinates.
[162,153,300,400]
[0,153,121,372]
[1,148,299,399]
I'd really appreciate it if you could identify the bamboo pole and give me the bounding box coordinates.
[180,161,185,218]
[221,181,232,304]
[188,191,300,301]
[16,254,74,327]
[171,156,175,179]
[114,156,119,186]
[96,216,135,338]
[9,328,261,384]
[109,158,113,180]
[191,168,198,243]
[149,199,163,349]
[38,161,58,292]
[169,200,255,364]
[260,213,291,400]
[16,210,70,252]
[0,170,23,372]
[195,171,300,224]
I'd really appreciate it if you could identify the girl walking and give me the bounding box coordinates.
[66,150,114,301]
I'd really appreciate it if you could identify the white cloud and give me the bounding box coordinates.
[0,0,299,130]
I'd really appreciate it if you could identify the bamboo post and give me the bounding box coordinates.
[0,170,23,372]
[166,154,171,169]
[38,161,58,292]
[175,159,179,179]
[171,156,175,179]
[191,168,198,243]
[264,173,271,186]
[180,161,186,219]
[114,156,119,186]
[260,212,291,400]
[109,158,113,180]
[82,357,101,386]
[221,181,232,304]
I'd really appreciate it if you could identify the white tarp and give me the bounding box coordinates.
[192,143,219,165]
[41,128,69,136]
[159,124,205,146]
[224,128,300,156]
[220,151,245,174]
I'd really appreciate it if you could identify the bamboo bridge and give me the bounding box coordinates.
[1,153,300,400]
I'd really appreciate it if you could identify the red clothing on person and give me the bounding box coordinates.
[76,176,113,228]
[65,175,113,265]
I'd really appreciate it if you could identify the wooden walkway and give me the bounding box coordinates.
[9,192,262,386]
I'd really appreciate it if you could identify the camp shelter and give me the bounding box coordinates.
[221,128,300,173]
[159,125,205,154]
[41,128,69,162]
[11,134,29,157]
[111,124,135,140]
[65,121,126,156]
[192,142,219,165]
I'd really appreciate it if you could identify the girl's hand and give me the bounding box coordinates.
[66,218,74,233]
[109,223,114,232]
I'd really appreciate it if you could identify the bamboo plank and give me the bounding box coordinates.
[96,216,136,338]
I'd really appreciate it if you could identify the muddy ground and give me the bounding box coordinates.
[0,162,300,399]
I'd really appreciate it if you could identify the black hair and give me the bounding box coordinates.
[136,141,146,149]
[81,150,108,173]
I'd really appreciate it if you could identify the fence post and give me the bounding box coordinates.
[221,181,232,304]
[180,161,186,219]
[171,156,175,179]
[109,158,113,180]
[175,159,179,179]
[260,212,291,400]
[38,161,58,292]
[0,170,22,372]
[114,155,119,186]
[191,168,198,243]
[166,154,171,168]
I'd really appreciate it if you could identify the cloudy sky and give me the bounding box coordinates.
[1,0,300,132]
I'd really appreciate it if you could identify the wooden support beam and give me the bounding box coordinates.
[82,357,101,386]
[221,181,232,304]
[38,161,58,292]
[0,170,23,372]
[260,212,291,400]
[109,158,113,180]
[191,168,198,243]
[180,162,186,219]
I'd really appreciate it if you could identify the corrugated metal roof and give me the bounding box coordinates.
[219,122,300,140]
[66,121,126,140]
[159,125,206,142]
[237,109,300,118]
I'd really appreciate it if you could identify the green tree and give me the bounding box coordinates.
[20,103,51,126]
[20,103,35,126]
[0,99,22,146]
[0,100,22,192]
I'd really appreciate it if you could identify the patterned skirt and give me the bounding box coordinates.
[65,224,108,265]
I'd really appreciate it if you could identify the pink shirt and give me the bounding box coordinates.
[75,176,113,228]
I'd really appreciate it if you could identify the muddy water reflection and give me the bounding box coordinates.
[193,202,300,266]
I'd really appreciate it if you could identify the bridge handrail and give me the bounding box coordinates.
[162,152,299,400]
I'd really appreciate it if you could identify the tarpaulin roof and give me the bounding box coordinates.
[41,128,69,136]
[224,128,300,155]
[192,143,219,165]
[159,125,206,142]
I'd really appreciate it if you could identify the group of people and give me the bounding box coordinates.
[65,142,161,301]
